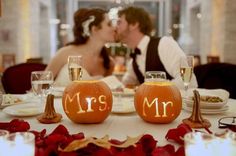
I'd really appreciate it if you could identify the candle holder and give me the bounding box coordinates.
[0,130,9,137]
[184,131,236,156]
[4,132,35,156]
[0,130,9,156]
[183,90,211,128]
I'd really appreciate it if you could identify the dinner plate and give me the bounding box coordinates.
[182,104,229,115]
[0,94,28,109]
[2,103,44,117]
[112,97,135,114]
[183,98,227,109]
[182,88,229,109]
[0,101,24,109]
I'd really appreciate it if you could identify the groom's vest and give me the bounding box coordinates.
[145,37,173,80]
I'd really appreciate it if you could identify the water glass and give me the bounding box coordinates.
[68,55,83,81]
[31,71,53,105]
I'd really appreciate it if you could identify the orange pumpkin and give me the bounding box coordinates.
[134,81,182,123]
[62,80,112,123]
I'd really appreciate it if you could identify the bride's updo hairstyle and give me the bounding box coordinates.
[70,8,106,44]
[67,8,111,70]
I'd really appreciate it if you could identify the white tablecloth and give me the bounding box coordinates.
[0,97,235,146]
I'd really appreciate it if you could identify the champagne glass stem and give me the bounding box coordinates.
[184,84,189,98]
[184,84,188,91]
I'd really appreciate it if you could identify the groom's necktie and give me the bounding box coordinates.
[130,48,144,84]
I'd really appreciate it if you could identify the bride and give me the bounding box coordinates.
[45,8,115,87]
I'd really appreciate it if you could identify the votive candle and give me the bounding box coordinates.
[184,131,236,156]
[4,132,35,156]
[0,130,9,156]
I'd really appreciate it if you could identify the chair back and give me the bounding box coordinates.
[1,63,47,94]
[194,63,236,99]
[26,57,43,64]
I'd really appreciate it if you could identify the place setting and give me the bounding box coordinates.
[180,55,230,115]
[2,103,44,117]
[182,88,230,114]
[0,94,26,109]
[1,71,54,117]
[0,93,44,117]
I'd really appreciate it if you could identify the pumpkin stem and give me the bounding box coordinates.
[182,90,211,128]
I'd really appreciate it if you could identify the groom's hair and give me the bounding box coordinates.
[118,6,153,35]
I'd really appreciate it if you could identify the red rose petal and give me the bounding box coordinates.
[30,129,47,138]
[76,143,107,155]
[72,132,85,140]
[138,134,157,154]
[175,146,185,156]
[51,124,69,136]
[110,144,145,156]
[126,144,145,156]
[45,134,67,145]
[152,144,175,156]
[0,119,30,133]
[93,148,111,156]
[59,152,78,156]
[165,123,192,144]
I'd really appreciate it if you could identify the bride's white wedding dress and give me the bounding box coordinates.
[54,64,124,90]
[54,64,103,87]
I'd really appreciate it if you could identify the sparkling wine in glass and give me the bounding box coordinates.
[31,71,53,105]
[180,56,194,93]
[68,55,83,81]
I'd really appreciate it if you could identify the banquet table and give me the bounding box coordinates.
[0,95,236,146]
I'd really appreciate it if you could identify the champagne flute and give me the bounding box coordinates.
[68,55,83,81]
[31,71,53,105]
[180,56,194,95]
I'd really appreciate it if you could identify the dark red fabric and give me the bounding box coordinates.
[1,63,47,94]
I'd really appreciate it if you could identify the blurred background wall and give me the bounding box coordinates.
[0,0,236,70]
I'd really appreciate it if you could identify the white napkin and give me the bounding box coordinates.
[52,86,65,92]
[101,75,124,90]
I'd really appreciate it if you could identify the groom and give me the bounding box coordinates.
[115,6,198,89]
